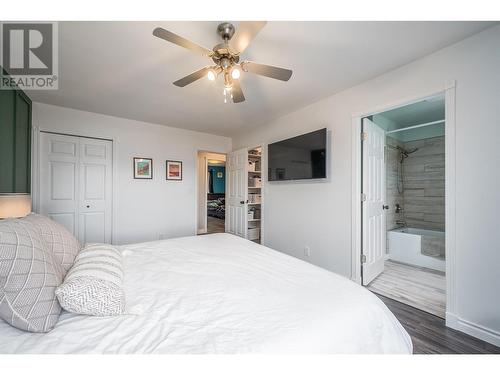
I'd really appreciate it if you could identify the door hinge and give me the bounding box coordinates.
[360,132,368,141]
[361,254,367,264]
[361,193,367,202]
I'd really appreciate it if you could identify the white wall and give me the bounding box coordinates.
[32,102,231,245]
[233,25,500,343]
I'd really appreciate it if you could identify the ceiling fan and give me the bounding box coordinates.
[152,22,293,103]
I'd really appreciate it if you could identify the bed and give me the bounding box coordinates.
[0,233,412,354]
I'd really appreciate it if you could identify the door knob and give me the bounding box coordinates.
[240,201,245,204]
[86,205,90,208]
[382,205,389,210]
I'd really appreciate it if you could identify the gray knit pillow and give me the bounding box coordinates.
[55,243,124,316]
[23,213,81,276]
[0,219,63,332]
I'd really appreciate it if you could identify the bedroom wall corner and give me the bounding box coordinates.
[31,102,232,245]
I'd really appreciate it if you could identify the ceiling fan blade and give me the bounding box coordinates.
[153,27,213,57]
[173,67,210,87]
[228,21,267,55]
[232,80,245,103]
[241,61,292,81]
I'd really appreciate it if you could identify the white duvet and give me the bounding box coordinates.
[0,234,412,354]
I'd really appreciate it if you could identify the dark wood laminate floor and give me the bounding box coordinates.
[206,216,225,234]
[377,294,500,354]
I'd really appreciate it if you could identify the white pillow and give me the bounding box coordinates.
[55,243,125,316]
[23,213,81,276]
[0,219,63,332]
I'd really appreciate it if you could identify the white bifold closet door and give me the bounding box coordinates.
[39,132,112,244]
[225,148,248,238]
[362,118,386,285]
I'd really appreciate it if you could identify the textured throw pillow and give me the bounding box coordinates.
[56,243,125,316]
[0,219,63,332]
[23,213,81,276]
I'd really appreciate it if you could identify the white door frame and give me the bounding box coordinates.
[350,81,457,325]
[194,150,227,235]
[31,127,118,244]
[196,152,208,235]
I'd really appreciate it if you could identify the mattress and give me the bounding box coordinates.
[0,234,412,353]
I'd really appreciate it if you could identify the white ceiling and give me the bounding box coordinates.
[26,21,494,136]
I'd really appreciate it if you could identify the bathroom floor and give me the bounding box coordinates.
[367,260,446,318]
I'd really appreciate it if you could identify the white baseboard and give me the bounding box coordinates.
[197,229,207,235]
[446,312,500,347]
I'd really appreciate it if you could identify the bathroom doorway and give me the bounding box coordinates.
[361,94,447,318]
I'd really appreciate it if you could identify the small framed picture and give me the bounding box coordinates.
[166,160,182,180]
[133,157,153,179]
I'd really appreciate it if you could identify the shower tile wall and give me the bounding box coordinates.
[402,136,445,231]
[386,136,404,231]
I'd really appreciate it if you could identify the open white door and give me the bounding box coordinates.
[362,118,386,285]
[226,148,247,238]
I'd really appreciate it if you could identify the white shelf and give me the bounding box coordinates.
[247,146,262,245]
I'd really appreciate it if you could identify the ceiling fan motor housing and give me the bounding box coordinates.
[217,22,235,41]
[212,23,240,67]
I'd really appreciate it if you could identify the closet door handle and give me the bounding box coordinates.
[86,205,90,208]
[382,205,389,210]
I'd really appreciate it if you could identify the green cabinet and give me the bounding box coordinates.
[0,72,32,194]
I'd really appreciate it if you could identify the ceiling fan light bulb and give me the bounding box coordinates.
[207,70,216,81]
[231,67,241,79]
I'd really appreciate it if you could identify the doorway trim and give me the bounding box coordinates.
[31,127,118,244]
[350,81,457,325]
[195,150,227,235]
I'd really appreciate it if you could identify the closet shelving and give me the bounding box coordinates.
[247,147,262,243]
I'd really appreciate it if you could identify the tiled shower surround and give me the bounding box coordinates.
[386,135,445,231]
[402,136,445,231]
[385,135,446,261]
[386,136,405,231]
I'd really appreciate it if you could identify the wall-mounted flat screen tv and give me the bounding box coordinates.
[268,128,327,181]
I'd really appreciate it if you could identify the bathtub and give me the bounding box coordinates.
[388,227,445,272]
